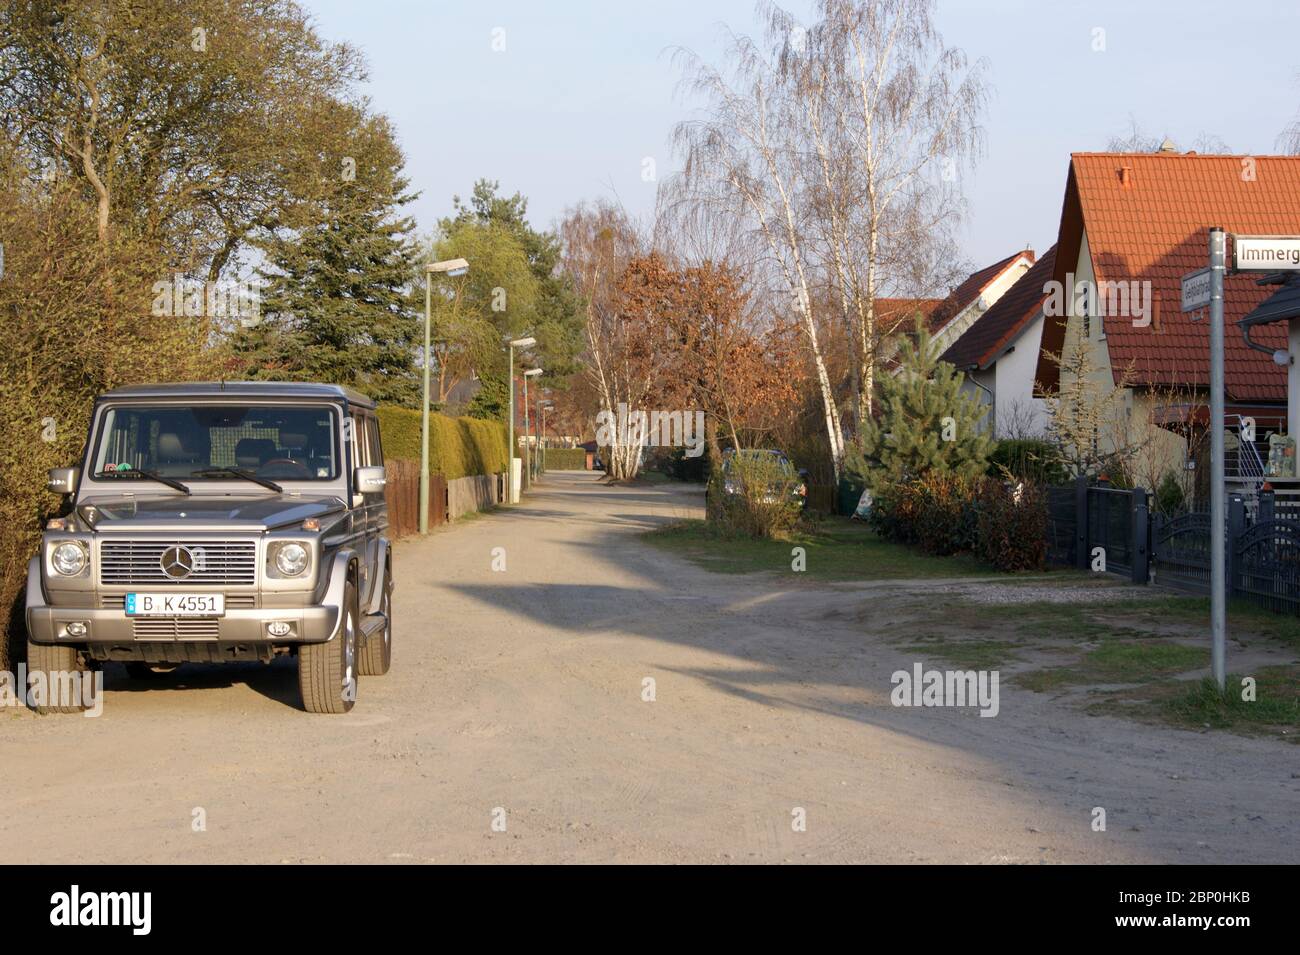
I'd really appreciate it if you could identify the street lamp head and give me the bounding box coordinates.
[427,257,469,277]
[524,368,543,377]
[510,336,536,349]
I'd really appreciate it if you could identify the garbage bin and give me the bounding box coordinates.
[837,477,865,517]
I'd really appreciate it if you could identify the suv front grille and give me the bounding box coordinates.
[132,618,221,641]
[100,541,257,586]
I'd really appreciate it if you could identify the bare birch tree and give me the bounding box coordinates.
[779,0,987,430]
[669,0,986,479]
[560,201,654,481]
[671,30,847,479]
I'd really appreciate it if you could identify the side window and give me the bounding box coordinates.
[349,414,368,468]
[367,417,383,466]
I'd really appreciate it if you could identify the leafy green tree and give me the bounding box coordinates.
[847,323,993,489]
[421,216,538,409]
[465,374,509,420]
[235,114,420,404]
[446,181,585,380]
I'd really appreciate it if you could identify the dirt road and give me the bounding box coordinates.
[2,471,1295,863]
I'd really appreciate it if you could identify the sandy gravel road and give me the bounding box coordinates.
[1,470,1295,863]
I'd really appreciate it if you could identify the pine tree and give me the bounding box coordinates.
[446,180,585,379]
[235,116,420,405]
[847,323,993,489]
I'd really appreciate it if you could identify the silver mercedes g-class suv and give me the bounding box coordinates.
[25,382,393,714]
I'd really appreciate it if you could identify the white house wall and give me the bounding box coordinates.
[991,311,1049,437]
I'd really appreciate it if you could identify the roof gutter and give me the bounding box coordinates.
[1242,323,1280,359]
[965,365,995,402]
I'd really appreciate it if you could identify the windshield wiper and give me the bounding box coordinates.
[191,466,283,493]
[94,467,191,495]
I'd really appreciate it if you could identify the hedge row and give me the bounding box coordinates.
[376,406,509,480]
[544,448,588,470]
[869,474,1048,572]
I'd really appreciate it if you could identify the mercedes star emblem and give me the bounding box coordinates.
[160,544,196,580]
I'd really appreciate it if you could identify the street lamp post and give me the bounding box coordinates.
[507,337,536,503]
[421,257,469,534]
[524,368,542,482]
[539,400,554,475]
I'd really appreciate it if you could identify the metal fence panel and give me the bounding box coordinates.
[1151,511,1213,594]
[1045,485,1077,567]
[1233,519,1300,614]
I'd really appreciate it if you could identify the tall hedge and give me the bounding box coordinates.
[376,406,508,479]
[544,448,588,470]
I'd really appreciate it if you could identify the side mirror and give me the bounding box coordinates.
[47,467,80,496]
[354,466,386,496]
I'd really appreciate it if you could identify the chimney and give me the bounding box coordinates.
[1118,165,1133,187]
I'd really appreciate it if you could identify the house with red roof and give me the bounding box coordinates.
[941,246,1057,437]
[883,251,1035,379]
[1034,150,1300,495]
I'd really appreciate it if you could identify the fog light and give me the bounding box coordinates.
[65,621,88,637]
[267,621,292,637]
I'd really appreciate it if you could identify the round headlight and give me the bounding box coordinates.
[52,542,86,576]
[275,542,309,577]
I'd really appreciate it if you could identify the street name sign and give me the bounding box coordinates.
[1181,267,1211,311]
[1233,235,1300,271]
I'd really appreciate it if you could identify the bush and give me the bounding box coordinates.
[1153,471,1186,515]
[0,176,224,671]
[974,480,1048,571]
[912,474,979,556]
[870,474,1048,571]
[545,447,588,470]
[987,439,1066,485]
[866,482,918,545]
[709,452,803,539]
[375,406,509,479]
[665,445,708,482]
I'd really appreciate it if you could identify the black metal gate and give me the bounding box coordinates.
[1233,519,1300,614]
[1151,511,1212,593]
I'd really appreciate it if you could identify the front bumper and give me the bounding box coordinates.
[26,604,340,645]
[24,555,348,647]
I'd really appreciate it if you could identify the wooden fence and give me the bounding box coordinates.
[384,458,448,538]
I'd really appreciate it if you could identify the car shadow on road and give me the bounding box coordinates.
[100,658,302,709]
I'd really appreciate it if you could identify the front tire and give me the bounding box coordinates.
[25,639,90,714]
[358,564,392,676]
[298,578,358,714]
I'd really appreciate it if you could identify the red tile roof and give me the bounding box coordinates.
[874,297,944,334]
[1036,153,1300,401]
[927,250,1035,335]
[942,246,1057,370]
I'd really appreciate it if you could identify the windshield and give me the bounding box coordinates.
[90,404,341,482]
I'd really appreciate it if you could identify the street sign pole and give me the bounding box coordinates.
[1209,228,1227,692]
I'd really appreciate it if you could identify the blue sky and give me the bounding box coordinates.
[304,0,1300,276]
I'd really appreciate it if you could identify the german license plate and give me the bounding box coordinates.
[125,593,225,617]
